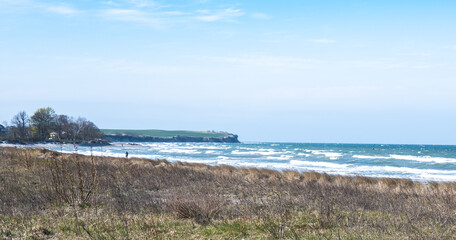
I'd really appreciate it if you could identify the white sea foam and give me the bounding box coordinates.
[0,143,25,148]
[297,153,311,157]
[160,149,201,154]
[239,147,258,151]
[307,150,343,160]
[138,143,165,147]
[231,150,278,156]
[266,155,293,160]
[389,155,456,164]
[231,150,257,155]
[351,165,456,175]
[203,146,229,150]
[352,155,392,159]
[290,160,350,169]
[231,161,293,169]
[420,173,456,181]
[60,149,127,158]
[353,154,456,163]
[357,166,456,181]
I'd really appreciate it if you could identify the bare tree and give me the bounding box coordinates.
[79,120,104,141]
[11,111,30,140]
[0,122,7,139]
[6,107,104,143]
[53,114,71,141]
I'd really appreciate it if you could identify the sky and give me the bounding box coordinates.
[1,0,456,144]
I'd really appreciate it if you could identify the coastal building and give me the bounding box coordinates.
[49,132,58,140]
[0,124,6,136]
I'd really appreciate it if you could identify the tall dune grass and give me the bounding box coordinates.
[1,146,455,239]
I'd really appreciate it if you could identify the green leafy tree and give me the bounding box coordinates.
[30,107,56,141]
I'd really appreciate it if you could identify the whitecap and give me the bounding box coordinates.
[290,160,350,168]
[266,155,293,160]
[231,150,278,156]
[352,155,392,159]
[389,154,456,164]
[308,150,343,160]
[352,165,456,175]
[160,149,201,154]
[297,153,311,157]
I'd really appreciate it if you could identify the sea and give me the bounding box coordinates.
[3,142,456,182]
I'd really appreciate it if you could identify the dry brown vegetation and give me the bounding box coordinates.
[1,146,456,239]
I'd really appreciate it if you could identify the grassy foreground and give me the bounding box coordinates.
[1,147,456,239]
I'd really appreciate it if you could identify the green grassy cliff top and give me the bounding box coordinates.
[101,129,231,138]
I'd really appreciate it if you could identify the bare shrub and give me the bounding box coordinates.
[248,187,298,239]
[44,152,98,208]
[166,195,225,225]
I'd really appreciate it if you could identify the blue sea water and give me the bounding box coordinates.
[5,142,456,182]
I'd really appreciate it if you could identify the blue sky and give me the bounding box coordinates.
[1,0,456,144]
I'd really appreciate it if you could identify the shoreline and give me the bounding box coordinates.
[0,145,453,184]
[2,142,455,183]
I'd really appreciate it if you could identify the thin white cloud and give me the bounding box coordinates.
[251,13,270,19]
[45,5,79,15]
[195,8,244,22]
[126,0,156,8]
[196,9,210,14]
[0,0,80,15]
[402,52,433,57]
[101,1,121,6]
[217,30,237,37]
[337,59,448,70]
[101,8,160,25]
[162,11,187,16]
[202,54,447,71]
[1,0,248,26]
[203,55,321,68]
[257,86,381,101]
[0,0,27,6]
[310,39,336,44]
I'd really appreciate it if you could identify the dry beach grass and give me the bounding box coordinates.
[1,146,456,239]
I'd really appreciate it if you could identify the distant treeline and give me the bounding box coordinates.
[0,107,103,143]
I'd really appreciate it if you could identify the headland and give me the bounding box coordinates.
[102,129,240,143]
